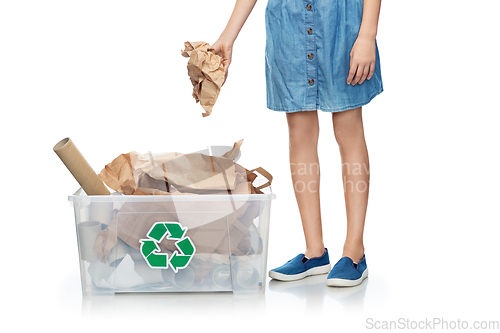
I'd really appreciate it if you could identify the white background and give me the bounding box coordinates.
[1,0,499,332]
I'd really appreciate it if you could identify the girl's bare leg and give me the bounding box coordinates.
[332,107,369,263]
[286,110,325,259]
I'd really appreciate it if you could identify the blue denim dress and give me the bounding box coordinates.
[265,0,383,112]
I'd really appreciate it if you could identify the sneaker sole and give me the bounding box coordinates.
[326,268,369,287]
[269,264,332,282]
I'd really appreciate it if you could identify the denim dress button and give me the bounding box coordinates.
[306,4,312,10]
[307,28,313,34]
[309,79,314,85]
[308,53,314,60]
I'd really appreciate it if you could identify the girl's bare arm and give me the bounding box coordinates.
[212,0,258,86]
[217,0,257,45]
[347,0,382,85]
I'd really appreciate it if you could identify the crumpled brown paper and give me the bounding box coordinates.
[181,41,225,117]
[93,139,273,265]
[98,139,272,196]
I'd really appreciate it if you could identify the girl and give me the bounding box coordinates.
[212,0,383,287]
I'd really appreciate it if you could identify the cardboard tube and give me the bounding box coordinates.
[163,266,195,289]
[53,138,110,195]
[89,202,113,226]
[211,264,235,289]
[236,262,259,289]
[77,221,101,261]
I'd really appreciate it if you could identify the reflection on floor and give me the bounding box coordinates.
[81,274,370,320]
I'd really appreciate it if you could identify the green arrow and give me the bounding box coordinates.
[140,240,159,257]
[148,223,168,242]
[169,252,191,272]
[146,253,168,268]
[176,237,195,256]
[140,221,195,271]
[165,222,187,239]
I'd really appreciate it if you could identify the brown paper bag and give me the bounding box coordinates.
[147,153,236,191]
[99,140,245,195]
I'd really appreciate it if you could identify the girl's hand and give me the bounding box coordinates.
[211,38,233,87]
[347,36,376,86]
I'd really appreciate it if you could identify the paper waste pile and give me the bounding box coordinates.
[54,137,273,290]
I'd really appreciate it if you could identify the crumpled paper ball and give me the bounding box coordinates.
[181,41,225,117]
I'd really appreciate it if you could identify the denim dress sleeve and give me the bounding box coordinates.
[265,0,383,113]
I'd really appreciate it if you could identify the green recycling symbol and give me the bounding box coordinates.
[139,222,196,273]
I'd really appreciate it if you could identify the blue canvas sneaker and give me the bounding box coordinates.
[269,248,331,282]
[326,254,369,287]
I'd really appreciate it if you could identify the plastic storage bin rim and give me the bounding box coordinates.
[69,191,276,203]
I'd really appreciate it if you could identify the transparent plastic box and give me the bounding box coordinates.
[69,188,275,295]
